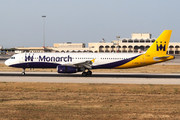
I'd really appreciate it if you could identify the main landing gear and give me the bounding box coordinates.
[82,70,92,77]
[21,68,26,76]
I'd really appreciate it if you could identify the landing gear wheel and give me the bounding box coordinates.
[21,68,26,76]
[82,72,87,77]
[21,72,25,76]
[87,71,92,75]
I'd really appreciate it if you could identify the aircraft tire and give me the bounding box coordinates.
[87,71,92,75]
[21,72,25,76]
[82,72,87,77]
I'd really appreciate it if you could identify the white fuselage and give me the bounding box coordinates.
[5,53,141,69]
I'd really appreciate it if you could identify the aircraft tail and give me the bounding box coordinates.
[146,30,172,55]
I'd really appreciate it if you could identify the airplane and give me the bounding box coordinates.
[5,30,174,76]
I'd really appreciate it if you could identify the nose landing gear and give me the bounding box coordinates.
[21,68,26,76]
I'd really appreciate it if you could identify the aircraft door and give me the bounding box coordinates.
[19,54,23,63]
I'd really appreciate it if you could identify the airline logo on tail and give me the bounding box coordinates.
[156,41,166,51]
[146,30,172,55]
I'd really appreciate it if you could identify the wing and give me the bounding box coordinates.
[61,58,96,69]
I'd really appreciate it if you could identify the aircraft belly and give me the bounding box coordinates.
[9,62,60,68]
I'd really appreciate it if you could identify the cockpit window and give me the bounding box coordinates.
[11,57,15,59]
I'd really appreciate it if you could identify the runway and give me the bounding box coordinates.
[0,72,180,84]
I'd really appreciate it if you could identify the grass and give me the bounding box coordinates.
[0,63,180,119]
[1,82,180,119]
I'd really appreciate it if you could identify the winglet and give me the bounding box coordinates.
[146,30,172,55]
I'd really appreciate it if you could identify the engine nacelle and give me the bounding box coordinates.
[57,65,77,73]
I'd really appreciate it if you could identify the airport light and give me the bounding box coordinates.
[42,15,46,51]
[116,36,120,53]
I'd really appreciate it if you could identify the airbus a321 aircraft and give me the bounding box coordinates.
[5,30,174,76]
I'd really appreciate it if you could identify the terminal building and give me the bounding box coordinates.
[14,32,180,55]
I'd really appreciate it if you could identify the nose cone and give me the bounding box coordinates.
[5,59,10,66]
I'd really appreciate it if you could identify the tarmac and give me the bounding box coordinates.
[0,72,180,84]
[0,54,11,63]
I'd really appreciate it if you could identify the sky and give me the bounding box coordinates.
[0,0,180,48]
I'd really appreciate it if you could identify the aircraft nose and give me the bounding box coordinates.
[5,59,10,66]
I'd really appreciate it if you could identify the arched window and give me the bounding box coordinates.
[105,45,110,52]
[169,51,174,54]
[175,46,179,51]
[122,39,127,43]
[128,46,133,48]
[169,45,174,48]
[99,46,104,52]
[134,46,139,49]
[175,45,179,48]
[105,45,109,48]
[122,46,127,52]
[122,45,127,48]
[146,39,150,43]
[111,46,115,48]
[175,51,179,54]
[128,39,133,43]
[139,45,145,50]
[134,39,139,43]
[140,39,144,43]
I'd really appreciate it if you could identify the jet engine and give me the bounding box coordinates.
[57,65,77,73]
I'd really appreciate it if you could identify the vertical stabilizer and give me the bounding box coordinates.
[146,30,172,55]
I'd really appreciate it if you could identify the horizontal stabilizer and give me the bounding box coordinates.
[153,55,174,61]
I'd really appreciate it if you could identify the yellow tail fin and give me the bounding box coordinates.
[146,30,172,55]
